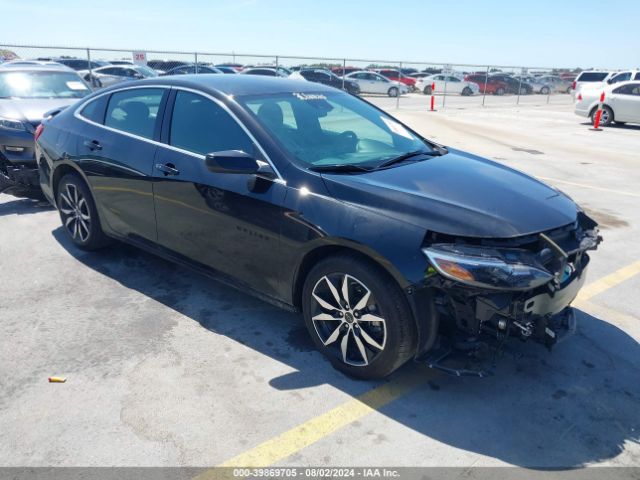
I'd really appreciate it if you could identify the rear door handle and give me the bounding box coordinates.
[83,139,102,151]
[155,163,180,176]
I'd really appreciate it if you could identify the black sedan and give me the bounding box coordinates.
[292,68,360,95]
[35,75,600,379]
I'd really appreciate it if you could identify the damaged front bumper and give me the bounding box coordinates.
[409,214,602,377]
[0,157,41,199]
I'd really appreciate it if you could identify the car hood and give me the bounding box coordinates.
[0,98,79,124]
[321,148,578,238]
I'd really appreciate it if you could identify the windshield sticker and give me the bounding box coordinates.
[293,92,327,100]
[380,116,413,139]
[67,81,88,90]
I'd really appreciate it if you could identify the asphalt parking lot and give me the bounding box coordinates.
[1,98,639,470]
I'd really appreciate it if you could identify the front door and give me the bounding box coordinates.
[152,89,286,298]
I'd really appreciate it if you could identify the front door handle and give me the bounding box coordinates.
[155,163,180,176]
[83,139,102,151]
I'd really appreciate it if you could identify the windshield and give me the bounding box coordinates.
[238,91,432,168]
[0,71,91,99]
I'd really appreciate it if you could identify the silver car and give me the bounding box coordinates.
[83,64,158,88]
[0,64,92,197]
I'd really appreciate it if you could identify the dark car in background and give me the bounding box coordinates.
[53,58,111,71]
[0,64,92,197]
[146,60,190,74]
[489,73,533,94]
[84,64,158,88]
[161,65,223,76]
[240,67,288,77]
[331,66,360,77]
[291,68,360,95]
[213,66,238,74]
[34,75,599,379]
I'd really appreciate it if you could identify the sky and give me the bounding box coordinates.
[1,0,638,69]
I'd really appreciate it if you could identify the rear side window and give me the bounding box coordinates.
[80,95,108,123]
[169,91,253,155]
[105,88,164,139]
[577,72,608,82]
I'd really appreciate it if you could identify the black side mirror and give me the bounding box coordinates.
[205,150,263,175]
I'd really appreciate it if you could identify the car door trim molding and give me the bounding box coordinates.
[72,84,285,183]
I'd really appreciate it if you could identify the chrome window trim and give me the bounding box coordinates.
[73,84,285,182]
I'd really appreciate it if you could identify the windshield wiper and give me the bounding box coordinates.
[308,164,372,173]
[374,150,437,170]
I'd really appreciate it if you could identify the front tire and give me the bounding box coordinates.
[496,87,505,96]
[302,254,416,379]
[540,86,550,95]
[388,87,399,97]
[56,173,111,250]
[461,87,472,96]
[423,85,432,95]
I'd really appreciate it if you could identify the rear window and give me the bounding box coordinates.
[577,72,608,82]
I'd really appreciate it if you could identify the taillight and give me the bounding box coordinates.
[571,81,576,90]
[34,124,45,142]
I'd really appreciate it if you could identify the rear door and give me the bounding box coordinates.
[151,89,286,297]
[75,87,167,241]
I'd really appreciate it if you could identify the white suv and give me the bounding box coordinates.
[571,71,614,97]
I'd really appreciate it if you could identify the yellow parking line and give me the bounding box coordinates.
[576,260,640,301]
[196,260,640,475]
[193,371,427,476]
[537,176,640,198]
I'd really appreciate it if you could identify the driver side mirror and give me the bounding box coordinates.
[205,150,273,176]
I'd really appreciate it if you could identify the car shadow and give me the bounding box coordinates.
[0,196,53,217]
[52,229,640,469]
[579,121,640,130]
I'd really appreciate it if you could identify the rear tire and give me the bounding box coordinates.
[540,86,550,95]
[56,173,112,250]
[496,87,505,96]
[592,105,614,127]
[461,87,472,96]
[388,87,399,97]
[302,253,417,379]
[423,85,432,95]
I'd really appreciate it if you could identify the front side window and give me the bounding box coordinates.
[240,91,431,169]
[0,71,91,99]
[170,91,253,155]
[104,88,164,139]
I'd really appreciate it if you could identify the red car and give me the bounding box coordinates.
[374,69,417,89]
[464,74,509,95]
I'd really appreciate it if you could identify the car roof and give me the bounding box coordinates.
[93,74,337,97]
[0,63,76,73]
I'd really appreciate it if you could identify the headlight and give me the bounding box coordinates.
[0,116,27,131]
[423,244,554,290]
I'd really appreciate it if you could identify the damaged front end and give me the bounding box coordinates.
[0,157,42,199]
[413,212,602,377]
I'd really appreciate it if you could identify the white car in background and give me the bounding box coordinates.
[575,80,640,126]
[415,74,479,96]
[344,71,408,97]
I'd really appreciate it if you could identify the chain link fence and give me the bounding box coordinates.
[1,44,585,109]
